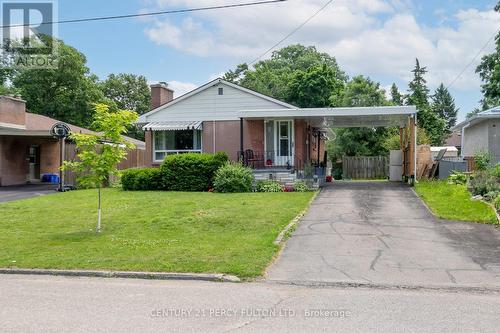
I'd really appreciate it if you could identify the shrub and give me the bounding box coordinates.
[160,152,228,191]
[256,180,283,192]
[293,180,310,192]
[121,168,163,191]
[470,171,500,196]
[495,196,500,211]
[448,171,467,185]
[474,151,492,171]
[490,164,500,178]
[213,162,253,193]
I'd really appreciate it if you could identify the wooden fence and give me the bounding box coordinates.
[342,156,388,179]
[63,143,146,186]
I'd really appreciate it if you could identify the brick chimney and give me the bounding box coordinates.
[150,82,174,110]
[0,95,26,128]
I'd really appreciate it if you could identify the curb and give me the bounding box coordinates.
[0,268,240,283]
[273,189,321,245]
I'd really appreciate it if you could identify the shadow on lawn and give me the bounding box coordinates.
[48,230,102,243]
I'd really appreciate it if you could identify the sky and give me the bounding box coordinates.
[54,0,499,121]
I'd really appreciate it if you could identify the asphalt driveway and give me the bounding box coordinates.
[0,184,57,203]
[267,181,500,288]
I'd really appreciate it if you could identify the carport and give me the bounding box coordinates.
[239,106,418,181]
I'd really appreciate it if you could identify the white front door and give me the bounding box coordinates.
[274,120,294,167]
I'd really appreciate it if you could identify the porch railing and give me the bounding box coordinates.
[238,150,304,171]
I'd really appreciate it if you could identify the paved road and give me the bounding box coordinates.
[0,184,57,203]
[267,182,500,288]
[1,274,499,333]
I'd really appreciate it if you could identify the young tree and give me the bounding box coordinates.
[390,83,404,105]
[475,2,500,110]
[406,59,446,145]
[431,83,458,133]
[63,104,138,233]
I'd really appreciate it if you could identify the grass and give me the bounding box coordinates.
[414,181,498,225]
[0,189,314,278]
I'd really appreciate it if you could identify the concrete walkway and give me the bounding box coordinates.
[267,181,500,288]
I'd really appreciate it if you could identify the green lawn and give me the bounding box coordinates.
[415,181,498,224]
[0,189,314,278]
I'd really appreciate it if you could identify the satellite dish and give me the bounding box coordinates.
[50,123,71,139]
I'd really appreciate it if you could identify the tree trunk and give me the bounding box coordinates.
[97,187,102,233]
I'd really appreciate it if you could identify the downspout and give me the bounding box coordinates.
[460,122,471,158]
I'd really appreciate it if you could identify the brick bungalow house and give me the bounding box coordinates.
[138,78,418,179]
[0,96,145,186]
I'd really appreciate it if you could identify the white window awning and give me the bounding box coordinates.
[143,121,203,131]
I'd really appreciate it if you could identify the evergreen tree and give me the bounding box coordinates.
[475,1,500,110]
[431,83,458,133]
[406,59,446,145]
[390,83,404,105]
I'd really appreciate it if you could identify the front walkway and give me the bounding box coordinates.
[267,181,500,288]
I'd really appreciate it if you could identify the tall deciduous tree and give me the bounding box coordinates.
[475,1,500,111]
[100,73,151,115]
[286,64,344,107]
[330,76,390,158]
[431,83,458,133]
[406,58,446,145]
[10,37,107,127]
[224,44,347,103]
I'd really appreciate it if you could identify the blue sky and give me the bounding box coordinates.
[56,0,499,121]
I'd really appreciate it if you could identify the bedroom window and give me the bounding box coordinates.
[153,130,202,162]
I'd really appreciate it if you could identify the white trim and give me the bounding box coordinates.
[152,129,203,163]
[273,119,294,166]
[453,110,500,131]
[137,78,297,123]
[240,106,416,118]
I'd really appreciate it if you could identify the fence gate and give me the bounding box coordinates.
[342,156,388,179]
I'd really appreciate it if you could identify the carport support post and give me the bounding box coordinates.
[58,138,64,192]
[239,118,244,162]
[409,114,417,184]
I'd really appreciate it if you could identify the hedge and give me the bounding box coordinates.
[160,152,228,191]
[121,168,163,191]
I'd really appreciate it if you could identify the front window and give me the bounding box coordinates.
[154,130,202,162]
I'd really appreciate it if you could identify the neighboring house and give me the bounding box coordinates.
[0,96,145,186]
[453,106,500,163]
[444,131,461,151]
[138,78,418,177]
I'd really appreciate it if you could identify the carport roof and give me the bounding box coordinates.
[239,106,417,128]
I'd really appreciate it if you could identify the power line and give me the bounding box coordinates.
[248,0,334,65]
[1,0,287,28]
[446,28,498,90]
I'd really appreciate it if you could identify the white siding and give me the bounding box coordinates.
[146,82,290,122]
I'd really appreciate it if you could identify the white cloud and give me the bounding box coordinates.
[143,0,500,91]
[166,80,198,97]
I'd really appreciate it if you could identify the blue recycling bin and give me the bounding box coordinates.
[42,174,59,184]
